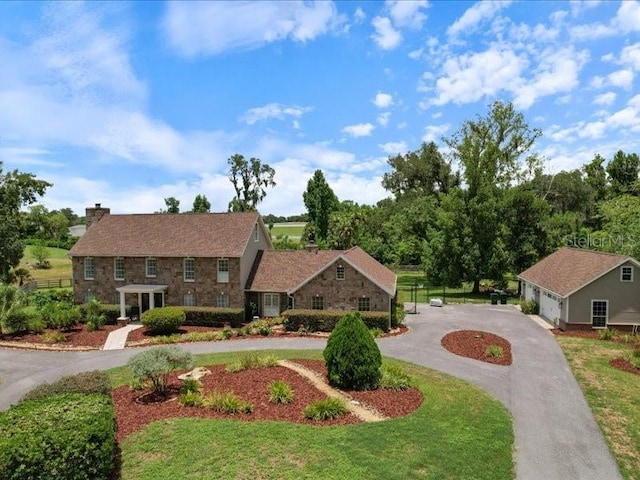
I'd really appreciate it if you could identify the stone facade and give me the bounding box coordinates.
[72,256,243,308]
[291,259,391,313]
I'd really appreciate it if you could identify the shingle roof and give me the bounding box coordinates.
[246,246,396,295]
[518,247,632,297]
[69,212,263,258]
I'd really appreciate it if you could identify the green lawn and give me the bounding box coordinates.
[556,336,640,479]
[397,271,519,305]
[270,223,305,239]
[110,350,514,480]
[19,245,72,281]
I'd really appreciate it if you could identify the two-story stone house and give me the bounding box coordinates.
[69,205,397,322]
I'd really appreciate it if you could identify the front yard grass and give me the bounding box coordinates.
[110,350,514,480]
[557,337,640,479]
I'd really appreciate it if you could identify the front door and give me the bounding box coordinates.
[263,293,280,318]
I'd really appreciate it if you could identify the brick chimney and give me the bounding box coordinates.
[85,203,110,230]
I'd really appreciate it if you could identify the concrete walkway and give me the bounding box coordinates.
[0,304,622,480]
[102,323,144,350]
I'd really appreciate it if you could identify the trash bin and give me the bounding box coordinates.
[500,293,508,305]
[490,292,498,305]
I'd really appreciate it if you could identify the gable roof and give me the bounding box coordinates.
[69,212,268,258]
[246,246,396,296]
[518,247,637,298]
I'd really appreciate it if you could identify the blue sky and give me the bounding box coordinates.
[1,1,639,217]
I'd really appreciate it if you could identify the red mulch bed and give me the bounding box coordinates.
[441,330,513,366]
[126,325,409,346]
[0,323,120,349]
[610,358,640,376]
[552,329,640,346]
[112,360,423,441]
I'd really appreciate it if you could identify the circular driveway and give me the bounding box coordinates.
[0,304,622,480]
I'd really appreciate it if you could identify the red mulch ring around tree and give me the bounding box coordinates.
[610,358,640,376]
[112,360,423,441]
[0,324,120,350]
[441,330,513,366]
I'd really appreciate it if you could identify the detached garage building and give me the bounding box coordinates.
[518,247,640,331]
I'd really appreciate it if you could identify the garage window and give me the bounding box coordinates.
[591,300,608,328]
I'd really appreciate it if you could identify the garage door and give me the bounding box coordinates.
[539,291,561,325]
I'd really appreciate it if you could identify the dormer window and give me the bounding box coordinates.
[336,265,345,281]
[620,266,634,282]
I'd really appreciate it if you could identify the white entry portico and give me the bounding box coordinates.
[116,284,168,320]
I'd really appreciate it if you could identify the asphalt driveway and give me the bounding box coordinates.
[0,304,622,480]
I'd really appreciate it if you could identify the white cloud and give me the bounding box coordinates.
[373,92,394,108]
[571,0,640,40]
[377,112,391,126]
[386,0,429,29]
[354,7,366,23]
[447,0,512,38]
[342,123,375,137]
[593,91,617,106]
[431,47,526,106]
[240,103,312,125]
[513,47,588,109]
[608,69,634,90]
[162,1,342,57]
[422,124,450,143]
[620,43,640,70]
[379,141,407,154]
[371,16,402,50]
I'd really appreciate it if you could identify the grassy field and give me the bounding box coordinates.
[110,350,514,480]
[397,271,520,305]
[19,245,72,281]
[557,336,640,479]
[270,223,305,239]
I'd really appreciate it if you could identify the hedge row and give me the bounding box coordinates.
[282,309,390,332]
[21,370,111,402]
[182,307,245,328]
[0,393,117,480]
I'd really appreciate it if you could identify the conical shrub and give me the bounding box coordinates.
[323,311,382,390]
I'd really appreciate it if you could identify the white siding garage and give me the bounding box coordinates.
[539,290,561,326]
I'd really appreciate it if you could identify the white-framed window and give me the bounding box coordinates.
[114,257,124,281]
[217,293,229,308]
[312,296,324,310]
[184,258,195,282]
[620,266,634,282]
[217,258,229,283]
[184,293,196,307]
[254,223,259,242]
[336,265,345,281]
[591,300,608,328]
[358,297,371,311]
[84,257,95,280]
[145,257,157,278]
[84,290,95,302]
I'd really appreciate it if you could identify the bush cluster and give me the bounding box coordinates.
[0,393,117,480]
[283,309,389,333]
[183,307,244,328]
[127,345,194,395]
[2,308,40,334]
[21,370,111,402]
[141,306,186,334]
[520,299,539,315]
[80,303,131,325]
[323,311,382,390]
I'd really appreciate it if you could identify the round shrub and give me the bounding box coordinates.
[323,311,382,391]
[141,306,186,335]
[127,345,194,395]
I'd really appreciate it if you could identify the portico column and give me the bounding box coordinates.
[149,291,155,310]
[118,290,126,320]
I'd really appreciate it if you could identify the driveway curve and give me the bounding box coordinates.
[0,304,622,480]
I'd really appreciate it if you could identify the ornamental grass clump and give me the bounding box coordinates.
[323,311,382,391]
[303,398,348,421]
[127,345,194,396]
[269,380,294,404]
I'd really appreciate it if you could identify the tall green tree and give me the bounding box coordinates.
[443,101,542,292]
[606,150,639,196]
[164,197,180,213]
[583,154,607,202]
[192,194,211,213]
[0,162,51,283]
[227,154,276,212]
[382,141,457,199]
[593,194,640,259]
[303,169,339,243]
